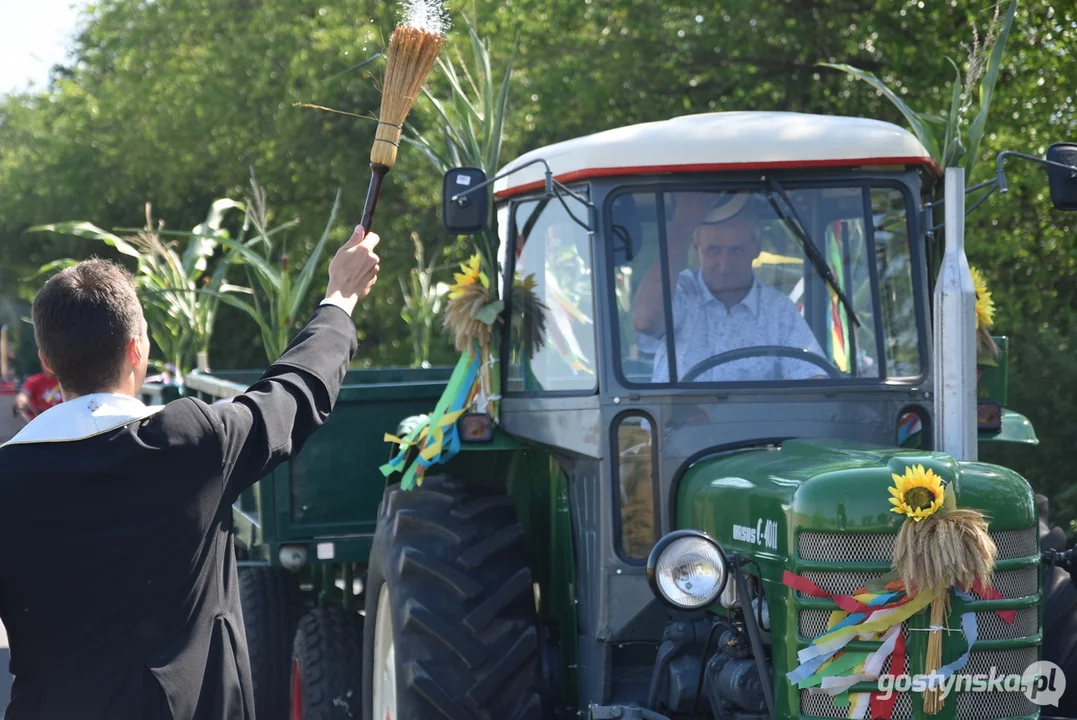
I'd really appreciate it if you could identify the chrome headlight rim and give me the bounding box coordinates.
[646,529,730,610]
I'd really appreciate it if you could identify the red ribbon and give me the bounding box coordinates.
[868,630,905,720]
[783,571,911,615]
[969,579,1017,624]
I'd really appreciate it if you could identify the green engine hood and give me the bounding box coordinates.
[676,439,1037,556]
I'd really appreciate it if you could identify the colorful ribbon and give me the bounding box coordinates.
[868,629,906,720]
[783,571,912,616]
[379,346,482,489]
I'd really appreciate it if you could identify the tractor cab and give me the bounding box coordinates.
[449,113,940,459]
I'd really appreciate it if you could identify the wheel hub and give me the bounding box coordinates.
[373,584,398,720]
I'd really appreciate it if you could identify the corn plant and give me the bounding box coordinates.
[30,198,246,376]
[400,232,450,367]
[207,173,344,364]
[820,0,1017,182]
[403,11,519,299]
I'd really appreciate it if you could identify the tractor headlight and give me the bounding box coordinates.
[646,530,729,610]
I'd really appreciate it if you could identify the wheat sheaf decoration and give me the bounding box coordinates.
[781,464,1012,719]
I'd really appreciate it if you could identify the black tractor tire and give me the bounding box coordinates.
[1037,494,1077,716]
[361,476,544,720]
[291,606,365,720]
[240,565,304,720]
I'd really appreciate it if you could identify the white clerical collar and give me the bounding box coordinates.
[1,392,164,448]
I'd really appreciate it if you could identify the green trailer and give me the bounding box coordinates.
[185,113,1077,720]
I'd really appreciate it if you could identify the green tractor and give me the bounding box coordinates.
[189,112,1077,720]
[359,112,1077,720]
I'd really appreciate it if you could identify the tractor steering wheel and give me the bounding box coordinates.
[679,345,843,382]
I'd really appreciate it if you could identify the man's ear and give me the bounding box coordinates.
[38,351,54,375]
[125,335,144,368]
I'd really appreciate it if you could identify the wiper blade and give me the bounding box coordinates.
[763,178,862,329]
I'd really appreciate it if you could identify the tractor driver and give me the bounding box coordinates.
[632,191,826,382]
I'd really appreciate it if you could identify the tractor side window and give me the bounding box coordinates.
[615,413,657,559]
[610,192,669,383]
[507,193,596,393]
[872,188,920,377]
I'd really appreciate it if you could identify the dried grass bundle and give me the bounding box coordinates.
[923,593,952,715]
[370,24,446,168]
[443,284,493,353]
[892,508,997,596]
[360,2,447,232]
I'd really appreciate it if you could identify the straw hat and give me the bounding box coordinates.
[701,192,751,224]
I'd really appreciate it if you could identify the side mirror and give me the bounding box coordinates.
[1045,143,1077,211]
[442,167,489,234]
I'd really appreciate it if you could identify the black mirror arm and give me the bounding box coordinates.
[924,151,1077,214]
[995,150,1077,195]
[550,182,596,232]
[450,158,595,210]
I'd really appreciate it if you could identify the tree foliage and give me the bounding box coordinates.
[1,0,1076,525]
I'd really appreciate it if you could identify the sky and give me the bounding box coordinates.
[0,0,90,96]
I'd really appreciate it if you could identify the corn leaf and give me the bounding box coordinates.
[965,0,1017,181]
[941,57,966,169]
[289,188,342,323]
[29,221,142,259]
[818,62,941,161]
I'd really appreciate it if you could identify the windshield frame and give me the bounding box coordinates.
[603,175,929,392]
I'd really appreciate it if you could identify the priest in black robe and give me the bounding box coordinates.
[0,224,381,719]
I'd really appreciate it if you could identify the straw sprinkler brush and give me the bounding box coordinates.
[360,0,448,233]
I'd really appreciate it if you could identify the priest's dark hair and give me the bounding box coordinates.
[31,258,144,397]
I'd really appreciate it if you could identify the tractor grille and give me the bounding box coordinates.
[800,688,912,719]
[799,606,1038,643]
[798,648,1041,719]
[797,527,1037,564]
[954,647,1040,719]
[794,565,1038,600]
[796,527,1040,719]
[975,607,1039,641]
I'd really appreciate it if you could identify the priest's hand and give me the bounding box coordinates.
[324,225,381,316]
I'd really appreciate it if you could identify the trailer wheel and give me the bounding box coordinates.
[240,565,303,720]
[362,476,544,720]
[290,606,365,720]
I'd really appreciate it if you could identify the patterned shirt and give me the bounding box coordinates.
[640,268,826,382]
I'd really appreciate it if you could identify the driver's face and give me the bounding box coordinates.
[695,219,760,295]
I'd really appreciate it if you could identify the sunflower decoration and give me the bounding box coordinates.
[887,462,997,715]
[970,266,999,360]
[444,253,498,352]
[449,253,489,298]
[888,464,945,522]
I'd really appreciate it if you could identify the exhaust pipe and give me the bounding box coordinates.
[933,167,977,461]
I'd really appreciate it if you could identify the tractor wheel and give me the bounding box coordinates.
[1038,494,1077,716]
[290,606,365,720]
[240,565,304,720]
[362,476,544,720]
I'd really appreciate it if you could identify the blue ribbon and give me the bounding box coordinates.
[921,590,978,690]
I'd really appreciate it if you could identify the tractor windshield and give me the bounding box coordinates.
[610,183,923,386]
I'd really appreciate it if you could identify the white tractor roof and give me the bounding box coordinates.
[493,111,937,198]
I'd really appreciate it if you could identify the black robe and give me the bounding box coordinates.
[0,304,357,719]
